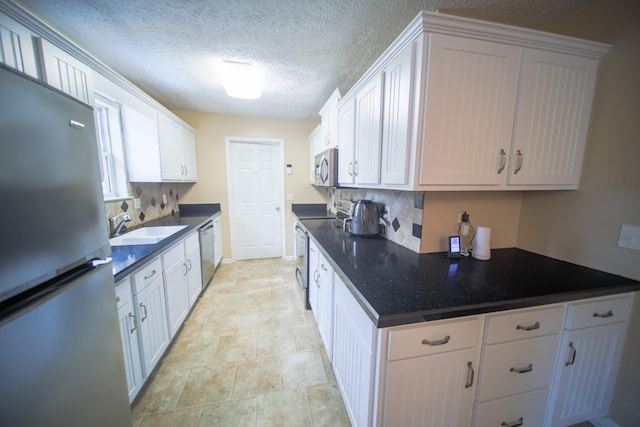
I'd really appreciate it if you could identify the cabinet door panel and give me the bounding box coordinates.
[354,74,383,185]
[0,12,39,78]
[40,39,93,105]
[181,126,198,181]
[381,42,414,185]
[550,322,627,427]
[186,244,202,307]
[383,348,477,427]
[117,298,143,402]
[136,277,169,375]
[419,34,520,186]
[163,258,189,339]
[509,49,598,186]
[338,98,356,185]
[158,115,183,180]
[316,252,333,361]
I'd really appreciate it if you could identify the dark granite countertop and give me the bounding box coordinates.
[292,203,335,220]
[110,204,220,281]
[302,219,640,328]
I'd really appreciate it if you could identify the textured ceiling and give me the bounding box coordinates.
[16,0,595,119]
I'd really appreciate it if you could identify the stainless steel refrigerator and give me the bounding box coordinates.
[0,65,132,426]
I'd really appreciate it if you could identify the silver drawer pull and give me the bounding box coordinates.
[465,361,474,388]
[516,321,540,331]
[144,269,157,280]
[501,417,524,427]
[593,310,614,318]
[128,313,137,333]
[565,342,577,366]
[421,335,450,346]
[510,364,533,374]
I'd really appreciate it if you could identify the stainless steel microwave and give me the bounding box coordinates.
[314,148,338,187]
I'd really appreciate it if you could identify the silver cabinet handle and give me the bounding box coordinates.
[116,296,121,303]
[422,335,450,346]
[348,161,354,176]
[510,364,533,374]
[183,263,188,276]
[514,150,523,174]
[565,342,577,366]
[593,310,614,318]
[69,120,86,130]
[516,321,540,331]
[501,417,524,427]
[144,269,157,280]
[128,313,137,333]
[139,303,148,322]
[497,148,506,174]
[354,161,358,176]
[321,263,327,271]
[188,259,192,271]
[465,361,474,388]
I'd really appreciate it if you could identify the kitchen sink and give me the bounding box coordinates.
[109,225,187,246]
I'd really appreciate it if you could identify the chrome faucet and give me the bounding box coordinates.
[109,213,132,237]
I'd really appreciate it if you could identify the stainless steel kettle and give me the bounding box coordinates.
[348,200,383,236]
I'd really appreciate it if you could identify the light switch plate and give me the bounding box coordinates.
[286,193,294,201]
[617,224,640,251]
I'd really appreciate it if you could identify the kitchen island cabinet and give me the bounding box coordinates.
[301,218,639,427]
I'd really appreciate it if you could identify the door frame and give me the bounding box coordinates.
[225,136,286,261]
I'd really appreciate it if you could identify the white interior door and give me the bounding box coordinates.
[226,138,284,261]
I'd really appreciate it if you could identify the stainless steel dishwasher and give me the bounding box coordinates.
[199,219,216,289]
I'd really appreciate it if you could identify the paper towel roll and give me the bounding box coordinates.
[473,226,491,260]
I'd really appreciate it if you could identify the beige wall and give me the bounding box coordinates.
[420,192,523,253]
[172,111,329,260]
[518,1,640,425]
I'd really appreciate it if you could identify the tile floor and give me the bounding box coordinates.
[131,258,351,427]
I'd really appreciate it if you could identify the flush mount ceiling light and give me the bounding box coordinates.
[217,60,262,99]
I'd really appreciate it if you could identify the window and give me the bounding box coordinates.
[94,96,129,200]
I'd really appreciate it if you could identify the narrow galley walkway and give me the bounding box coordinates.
[131,258,351,427]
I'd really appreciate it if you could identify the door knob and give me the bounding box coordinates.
[275,206,280,211]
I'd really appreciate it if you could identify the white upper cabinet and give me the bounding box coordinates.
[40,39,94,105]
[335,12,608,191]
[318,88,342,149]
[419,34,521,186]
[308,124,322,184]
[337,96,356,185]
[380,40,416,185]
[508,49,598,186]
[158,114,198,182]
[123,108,197,183]
[0,11,39,79]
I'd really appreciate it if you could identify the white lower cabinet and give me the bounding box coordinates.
[115,277,144,403]
[382,317,482,427]
[549,295,634,427]
[475,388,549,427]
[316,251,334,361]
[114,230,204,402]
[163,232,202,338]
[133,258,169,376]
[308,240,320,320]
[333,274,377,427]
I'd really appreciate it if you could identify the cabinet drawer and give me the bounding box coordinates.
[565,294,633,330]
[387,317,481,361]
[474,388,549,427]
[485,305,564,344]
[115,277,132,309]
[133,258,163,294]
[478,334,559,401]
[162,242,184,269]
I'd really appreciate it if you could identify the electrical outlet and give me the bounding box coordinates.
[618,224,640,251]
[162,194,167,204]
[134,198,141,209]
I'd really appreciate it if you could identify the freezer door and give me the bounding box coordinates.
[0,261,131,426]
[0,66,111,302]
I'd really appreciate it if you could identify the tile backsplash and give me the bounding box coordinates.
[331,188,423,253]
[104,182,188,233]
